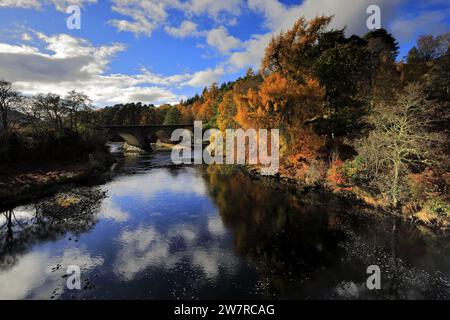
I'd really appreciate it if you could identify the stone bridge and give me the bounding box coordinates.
[102,124,194,151]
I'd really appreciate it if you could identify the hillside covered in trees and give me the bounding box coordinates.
[97,16,449,225]
[1,16,449,226]
[232,17,450,218]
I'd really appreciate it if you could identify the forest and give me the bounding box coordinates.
[1,16,449,226]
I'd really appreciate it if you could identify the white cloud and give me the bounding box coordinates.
[164,20,202,38]
[108,0,244,37]
[183,66,225,87]
[0,0,97,11]
[109,0,168,37]
[50,0,97,12]
[0,0,41,9]
[248,0,399,35]
[114,223,237,281]
[107,86,181,105]
[21,33,33,41]
[99,197,130,222]
[0,30,194,105]
[390,7,450,44]
[108,0,176,37]
[207,215,226,237]
[0,248,103,300]
[207,26,242,54]
[106,167,207,199]
[228,33,271,70]
[184,0,243,20]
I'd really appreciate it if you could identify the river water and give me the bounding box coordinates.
[1,151,450,300]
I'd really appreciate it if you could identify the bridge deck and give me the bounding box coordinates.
[101,124,193,129]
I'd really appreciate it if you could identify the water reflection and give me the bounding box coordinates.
[0,155,449,299]
[113,223,238,282]
[0,189,106,299]
[203,166,450,299]
[0,189,102,269]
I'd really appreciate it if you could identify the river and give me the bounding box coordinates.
[1,150,450,300]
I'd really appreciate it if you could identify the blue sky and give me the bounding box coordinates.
[0,0,449,106]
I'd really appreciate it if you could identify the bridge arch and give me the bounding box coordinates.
[113,132,143,147]
[102,124,195,152]
[147,129,171,144]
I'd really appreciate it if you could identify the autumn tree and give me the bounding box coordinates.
[261,17,396,142]
[176,104,194,124]
[261,16,333,83]
[232,69,263,129]
[192,82,220,125]
[258,72,325,164]
[355,84,443,208]
[217,91,238,131]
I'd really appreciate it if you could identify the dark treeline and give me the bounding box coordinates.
[0,88,104,165]
[95,103,167,126]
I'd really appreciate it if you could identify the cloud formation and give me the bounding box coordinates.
[1,0,449,104]
[164,20,202,38]
[0,30,195,105]
[108,0,243,37]
[207,26,242,54]
[0,0,97,11]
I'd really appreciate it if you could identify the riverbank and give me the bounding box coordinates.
[0,150,115,209]
[242,164,450,232]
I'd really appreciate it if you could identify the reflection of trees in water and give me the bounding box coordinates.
[203,166,450,299]
[0,189,105,270]
[203,166,349,297]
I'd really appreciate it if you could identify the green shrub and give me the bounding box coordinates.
[425,199,450,218]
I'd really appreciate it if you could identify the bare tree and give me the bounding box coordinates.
[0,80,21,136]
[32,93,66,134]
[64,90,92,133]
[356,83,443,208]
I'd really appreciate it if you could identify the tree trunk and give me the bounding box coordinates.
[70,108,74,131]
[0,107,8,135]
[391,158,400,208]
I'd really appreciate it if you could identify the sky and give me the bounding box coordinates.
[0,0,449,107]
